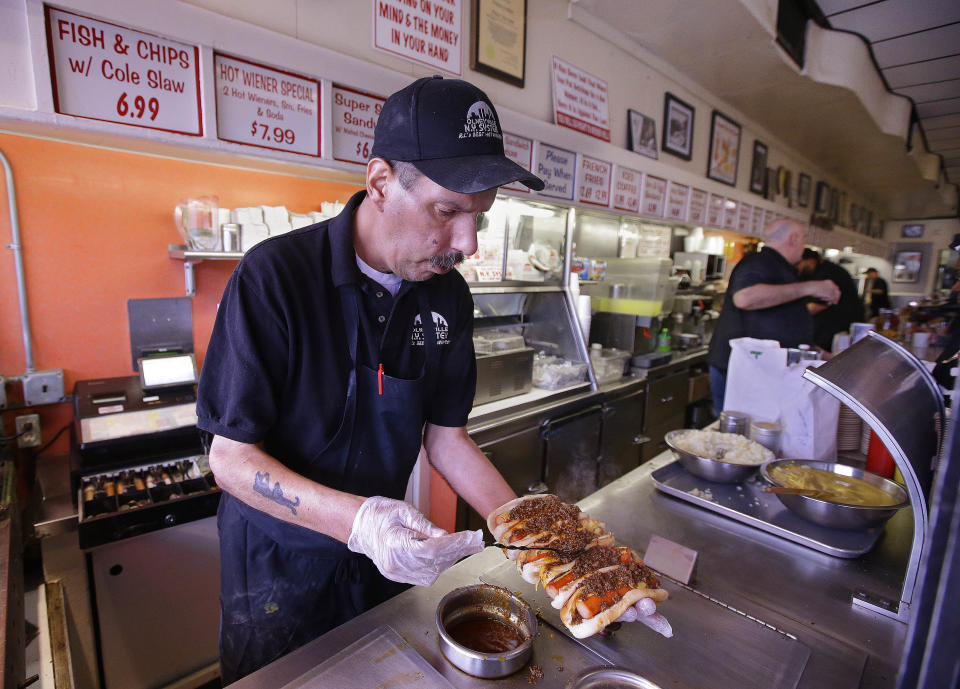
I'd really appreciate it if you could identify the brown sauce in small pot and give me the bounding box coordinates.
[448,616,526,653]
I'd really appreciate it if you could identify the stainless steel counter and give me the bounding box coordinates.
[233,448,910,689]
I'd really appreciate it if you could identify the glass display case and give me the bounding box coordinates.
[458,197,568,286]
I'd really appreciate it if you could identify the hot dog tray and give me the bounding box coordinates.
[279,625,454,689]
[651,460,882,558]
[481,559,811,689]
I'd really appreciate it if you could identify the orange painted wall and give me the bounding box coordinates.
[0,132,361,456]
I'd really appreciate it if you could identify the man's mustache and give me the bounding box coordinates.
[429,251,465,271]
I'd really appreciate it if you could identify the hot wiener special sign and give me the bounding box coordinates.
[45,7,201,135]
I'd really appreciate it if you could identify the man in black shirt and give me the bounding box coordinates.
[797,249,865,351]
[863,267,891,317]
[197,76,546,683]
[707,219,840,413]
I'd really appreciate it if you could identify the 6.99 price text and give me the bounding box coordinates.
[116,92,159,121]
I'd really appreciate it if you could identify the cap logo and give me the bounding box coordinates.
[459,101,501,140]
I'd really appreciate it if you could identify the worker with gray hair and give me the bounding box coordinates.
[706,219,840,414]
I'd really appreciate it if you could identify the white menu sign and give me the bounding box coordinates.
[688,189,708,224]
[752,206,764,235]
[738,202,752,233]
[45,7,201,135]
[723,199,738,230]
[373,0,462,74]
[707,194,725,227]
[764,209,776,228]
[666,182,690,222]
[613,166,642,213]
[215,54,320,156]
[502,132,534,193]
[577,156,612,207]
[534,142,576,200]
[641,175,667,218]
[332,84,385,164]
[550,56,610,141]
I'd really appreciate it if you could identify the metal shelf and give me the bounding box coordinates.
[168,244,241,296]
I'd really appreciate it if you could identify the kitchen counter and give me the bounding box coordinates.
[232,447,910,689]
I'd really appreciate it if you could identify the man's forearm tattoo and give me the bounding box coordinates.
[253,471,301,515]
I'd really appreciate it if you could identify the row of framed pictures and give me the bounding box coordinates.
[627,93,745,187]
[625,93,880,237]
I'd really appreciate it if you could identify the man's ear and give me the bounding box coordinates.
[366,158,393,208]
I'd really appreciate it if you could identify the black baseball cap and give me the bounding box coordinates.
[371,76,544,193]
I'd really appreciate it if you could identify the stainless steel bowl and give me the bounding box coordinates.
[761,459,909,530]
[566,666,665,689]
[436,584,537,678]
[664,429,761,483]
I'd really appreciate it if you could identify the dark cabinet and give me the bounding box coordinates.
[642,371,688,461]
[599,388,646,487]
[542,406,603,504]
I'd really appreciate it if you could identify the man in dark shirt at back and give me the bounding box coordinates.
[707,219,840,414]
[797,249,865,351]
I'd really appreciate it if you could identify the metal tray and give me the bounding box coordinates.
[481,559,810,689]
[651,460,882,558]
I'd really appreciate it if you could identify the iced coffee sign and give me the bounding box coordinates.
[45,7,202,135]
[373,0,462,74]
[215,54,320,157]
[613,166,642,213]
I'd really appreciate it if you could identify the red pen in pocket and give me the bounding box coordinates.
[378,363,384,395]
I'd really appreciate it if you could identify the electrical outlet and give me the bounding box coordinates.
[16,414,41,449]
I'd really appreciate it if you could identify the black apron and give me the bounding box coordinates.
[217,284,436,684]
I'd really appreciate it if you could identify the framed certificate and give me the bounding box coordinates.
[470,0,527,87]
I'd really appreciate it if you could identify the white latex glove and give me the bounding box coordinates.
[610,597,674,638]
[347,496,484,587]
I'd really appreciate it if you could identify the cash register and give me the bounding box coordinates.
[72,352,218,549]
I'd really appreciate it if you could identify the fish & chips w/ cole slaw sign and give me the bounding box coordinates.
[45,6,202,135]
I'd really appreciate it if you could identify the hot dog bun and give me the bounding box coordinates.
[561,586,669,639]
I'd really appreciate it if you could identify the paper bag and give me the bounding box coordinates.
[778,361,839,461]
[723,338,786,423]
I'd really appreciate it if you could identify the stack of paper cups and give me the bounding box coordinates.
[569,272,580,301]
[576,294,592,340]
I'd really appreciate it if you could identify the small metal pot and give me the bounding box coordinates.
[761,459,909,530]
[436,584,536,678]
[566,666,665,689]
[665,429,760,483]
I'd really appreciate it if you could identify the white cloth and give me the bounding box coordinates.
[356,254,403,297]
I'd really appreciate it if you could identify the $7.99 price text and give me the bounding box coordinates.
[251,121,295,145]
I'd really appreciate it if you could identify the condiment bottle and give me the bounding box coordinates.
[83,479,96,502]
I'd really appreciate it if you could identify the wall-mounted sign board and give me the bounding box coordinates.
[641,175,667,218]
[502,132,534,193]
[577,155,612,207]
[688,189,708,225]
[45,6,202,135]
[613,166,642,213]
[534,142,576,200]
[215,53,320,156]
[666,182,689,223]
[373,0,462,74]
[331,84,384,164]
[550,55,610,142]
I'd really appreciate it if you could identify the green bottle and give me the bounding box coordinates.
[657,327,671,353]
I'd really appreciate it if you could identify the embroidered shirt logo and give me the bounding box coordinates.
[411,311,451,346]
[458,101,501,140]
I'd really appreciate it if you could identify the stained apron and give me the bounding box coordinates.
[217,284,437,684]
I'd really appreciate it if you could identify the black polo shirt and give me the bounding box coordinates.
[707,246,813,371]
[807,260,864,350]
[196,191,477,477]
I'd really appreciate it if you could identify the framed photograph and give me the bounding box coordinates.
[662,92,695,160]
[707,110,741,186]
[749,140,767,194]
[470,0,527,87]
[797,173,811,207]
[893,250,923,283]
[627,109,658,160]
[901,223,924,238]
[765,167,777,200]
[815,181,829,214]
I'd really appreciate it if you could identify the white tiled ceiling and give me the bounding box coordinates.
[822,1,960,186]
